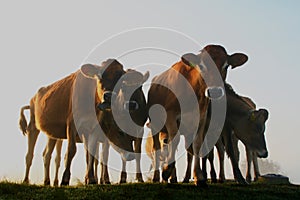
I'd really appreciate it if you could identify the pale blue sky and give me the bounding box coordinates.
[0,1,299,184]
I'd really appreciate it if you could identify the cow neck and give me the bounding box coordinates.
[225,83,253,124]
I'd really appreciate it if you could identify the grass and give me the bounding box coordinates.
[0,181,299,200]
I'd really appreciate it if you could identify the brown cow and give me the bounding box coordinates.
[19,59,147,185]
[147,45,247,186]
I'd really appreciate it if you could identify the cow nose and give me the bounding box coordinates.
[124,101,139,111]
[257,150,268,158]
[103,91,113,102]
[205,87,224,100]
[163,138,168,144]
[123,152,135,161]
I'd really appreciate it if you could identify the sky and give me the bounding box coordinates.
[0,0,300,185]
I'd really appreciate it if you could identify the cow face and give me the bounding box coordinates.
[201,45,248,80]
[80,59,125,105]
[181,53,225,100]
[233,109,269,158]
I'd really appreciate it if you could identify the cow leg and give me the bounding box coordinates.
[170,167,178,183]
[84,135,98,185]
[224,129,247,184]
[253,153,260,182]
[134,137,144,183]
[120,159,127,184]
[43,138,56,185]
[162,123,180,182]
[23,121,40,184]
[208,150,217,183]
[202,156,208,181]
[192,136,207,187]
[183,140,193,183]
[53,139,62,186]
[100,140,110,184]
[246,147,253,183]
[216,139,225,183]
[94,142,99,184]
[152,130,161,183]
[61,124,77,186]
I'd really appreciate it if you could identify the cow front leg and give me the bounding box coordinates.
[224,129,247,185]
[85,135,98,185]
[134,137,144,182]
[152,131,161,183]
[43,138,56,185]
[216,139,225,183]
[253,153,260,182]
[183,143,193,183]
[208,150,217,183]
[120,159,127,184]
[100,140,110,184]
[192,137,207,187]
[162,132,180,182]
[246,147,253,183]
[61,124,77,186]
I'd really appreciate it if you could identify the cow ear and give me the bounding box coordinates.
[181,53,200,68]
[142,71,150,83]
[258,109,269,121]
[228,53,248,69]
[81,64,100,79]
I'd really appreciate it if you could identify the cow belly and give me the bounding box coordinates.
[36,120,68,139]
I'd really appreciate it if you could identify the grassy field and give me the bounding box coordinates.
[0,181,299,200]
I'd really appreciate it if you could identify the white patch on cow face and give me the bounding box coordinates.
[221,61,229,70]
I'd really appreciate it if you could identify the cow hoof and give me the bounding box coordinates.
[237,177,249,185]
[44,179,50,186]
[119,180,127,184]
[22,178,29,184]
[153,170,160,183]
[136,173,144,183]
[218,179,225,184]
[182,177,190,183]
[211,178,218,184]
[53,180,59,187]
[170,178,178,184]
[60,180,70,186]
[87,178,97,185]
[195,180,208,188]
[162,164,175,181]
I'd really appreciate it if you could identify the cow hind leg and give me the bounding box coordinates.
[208,150,217,183]
[23,122,40,184]
[43,138,57,185]
[216,139,225,183]
[120,159,127,184]
[182,145,193,183]
[53,139,62,186]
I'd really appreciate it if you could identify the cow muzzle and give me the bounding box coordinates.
[205,87,224,100]
[257,149,268,158]
[122,152,135,161]
[97,91,117,110]
[124,101,139,111]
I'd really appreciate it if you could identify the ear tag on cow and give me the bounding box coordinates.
[189,62,197,68]
[250,112,256,121]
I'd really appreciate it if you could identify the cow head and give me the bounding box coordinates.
[200,45,248,80]
[234,109,269,158]
[181,53,225,100]
[80,59,125,108]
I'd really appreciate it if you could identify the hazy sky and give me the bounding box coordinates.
[0,1,299,185]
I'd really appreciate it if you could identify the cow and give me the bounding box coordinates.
[98,69,149,184]
[19,59,148,185]
[147,45,248,186]
[183,83,269,184]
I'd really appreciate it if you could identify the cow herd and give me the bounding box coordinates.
[19,44,269,187]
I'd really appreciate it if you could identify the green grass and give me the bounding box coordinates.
[0,181,299,200]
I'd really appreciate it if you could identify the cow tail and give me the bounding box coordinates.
[19,105,30,135]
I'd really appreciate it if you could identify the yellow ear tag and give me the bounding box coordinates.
[250,112,256,121]
[189,62,196,68]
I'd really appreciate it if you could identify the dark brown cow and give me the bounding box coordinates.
[19,59,146,185]
[183,83,269,184]
[147,45,248,186]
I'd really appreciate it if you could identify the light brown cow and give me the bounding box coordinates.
[147,45,248,186]
[19,59,146,185]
